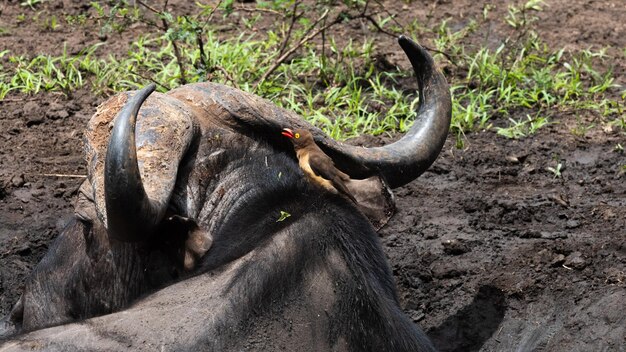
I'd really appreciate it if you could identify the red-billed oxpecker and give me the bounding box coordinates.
[282,128,357,203]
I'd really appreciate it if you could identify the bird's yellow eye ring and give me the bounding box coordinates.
[295,133,300,139]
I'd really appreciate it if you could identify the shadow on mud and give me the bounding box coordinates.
[427,285,506,352]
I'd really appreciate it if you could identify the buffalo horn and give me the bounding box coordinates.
[315,36,452,188]
[104,83,166,242]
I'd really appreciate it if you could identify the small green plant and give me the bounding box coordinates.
[20,0,44,10]
[570,116,595,137]
[65,14,88,26]
[546,162,563,178]
[505,0,545,29]
[91,1,140,37]
[609,115,626,131]
[241,14,262,29]
[42,15,61,31]
[496,114,550,139]
[277,211,291,222]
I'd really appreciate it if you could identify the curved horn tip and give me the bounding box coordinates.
[397,35,420,49]
[137,82,157,97]
[397,36,434,64]
[397,34,410,44]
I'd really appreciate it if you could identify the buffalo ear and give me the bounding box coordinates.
[183,225,212,271]
[158,215,213,271]
[74,181,97,224]
[345,176,395,230]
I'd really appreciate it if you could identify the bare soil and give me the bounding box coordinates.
[0,1,624,351]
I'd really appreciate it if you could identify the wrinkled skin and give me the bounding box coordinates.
[0,37,450,351]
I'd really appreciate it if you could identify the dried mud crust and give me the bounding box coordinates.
[0,0,625,351]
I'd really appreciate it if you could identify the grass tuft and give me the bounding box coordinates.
[0,0,623,143]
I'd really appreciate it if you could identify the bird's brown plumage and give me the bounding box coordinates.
[282,128,357,203]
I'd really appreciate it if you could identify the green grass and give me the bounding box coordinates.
[20,0,45,10]
[0,0,623,143]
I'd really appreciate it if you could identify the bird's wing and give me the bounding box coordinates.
[308,153,339,181]
[309,153,357,203]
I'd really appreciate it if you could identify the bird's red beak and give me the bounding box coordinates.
[281,128,294,139]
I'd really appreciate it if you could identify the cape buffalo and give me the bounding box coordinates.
[0,36,451,351]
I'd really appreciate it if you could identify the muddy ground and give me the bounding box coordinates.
[0,1,625,351]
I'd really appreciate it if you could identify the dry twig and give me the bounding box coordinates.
[39,173,87,178]
[136,0,188,85]
[254,9,337,89]
[208,66,240,89]
[129,70,170,91]
[234,6,284,17]
[0,97,40,103]
[278,2,301,57]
